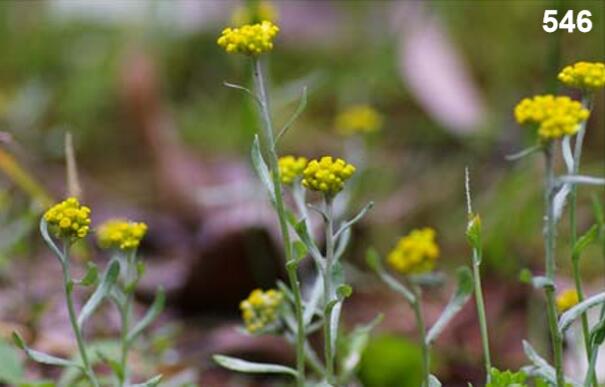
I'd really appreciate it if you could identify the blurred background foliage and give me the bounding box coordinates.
[0,0,603,385]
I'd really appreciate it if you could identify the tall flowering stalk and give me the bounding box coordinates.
[513,94,591,386]
[558,61,604,387]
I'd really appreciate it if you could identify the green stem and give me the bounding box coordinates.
[543,145,565,387]
[119,251,136,386]
[568,94,597,387]
[472,246,492,379]
[323,197,335,384]
[252,58,305,386]
[411,285,430,387]
[62,243,100,387]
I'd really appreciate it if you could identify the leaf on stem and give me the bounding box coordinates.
[77,260,120,329]
[558,175,605,186]
[521,341,557,385]
[131,375,162,387]
[334,227,351,261]
[572,224,598,260]
[127,287,165,345]
[426,266,474,345]
[558,292,605,333]
[223,81,262,107]
[12,333,80,369]
[274,86,307,146]
[293,219,323,263]
[251,136,275,203]
[213,355,298,377]
[339,314,383,382]
[505,145,542,161]
[366,248,415,304]
[77,262,99,287]
[39,219,64,264]
[327,284,353,356]
[303,276,323,326]
[333,201,374,241]
[428,374,442,387]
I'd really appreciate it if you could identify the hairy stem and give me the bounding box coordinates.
[412,285,430,387]
[62,243,99,387]
[472,246,492,380]
[543,145,565,387]
[252,58,305,386]
[323,197,335,384]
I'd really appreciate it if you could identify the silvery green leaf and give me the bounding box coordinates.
[558,175,605,186]
[590,315,605,347]
[558,292,605,333]
[223,81,261,107]
[572,224,598,260]
[303,276,323,326]
[530,276,554,290]
[0,338,24,384]
[131,375,162,387]
[294,219,323,262]
[334,227,351,261]
[428,374,442,387]
[251,135,275,202]
[505,145,542,161]
[77,262,98,287]
[366,248,415,304]
[334,201,374,240]
[426,267,474,345]
[77,260,120,329]
[12,333,80,370]
[275,86,307,146]
[276,280,296,305]
[127,287,165,344]
[466,214,482,252]
[561,136,574,173]
[213,355,298,377]
[292,241,308,262]
[521,341,581,387]
[591,195,604,228]
[339,314,383,382]
[39,219,63,263]
[331,262,345,290]
[326,284,352,359]
[553,184,571,223]
[409,272,446,287]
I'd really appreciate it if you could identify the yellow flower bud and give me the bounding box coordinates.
[44,197,92,240]
[97,219,148,251]
[387,228,440,275]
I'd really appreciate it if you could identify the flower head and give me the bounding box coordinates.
[556,288,579,313]
[240,288,283,333]
[278,155,307,185]
[387,228,439,275]
[558,61,605,90]
[217,20,279,56]
[514,95,589,141]
[231,1,278,26]
[302,156,356,197]
[335,104,383,135]
[97,219,148,251]
[44,197,91,240]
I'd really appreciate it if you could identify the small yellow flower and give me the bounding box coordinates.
[558,61,605,90]
[217,20,279,56]
[44,197,91,240]
[278,156,307,185]
[240,288,283,333]
[231,1,278,26]
[302,156,356,197]
[556,288,579,313]
[97,219,148,251]
[387,228,440,275]
[514,95,589,141]
[335,104,383,135]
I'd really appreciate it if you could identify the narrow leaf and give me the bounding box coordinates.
[505,145,542,161]
[558,292,605,333]
[39,219,63,263]
[333,202,374,240]
[294,219,323,262]
[12,333,80,370]
[78,262,98,287]
[522,340,556,383]
[213,355,298,377]
[426,267,474,345]
[340,314,383,381]
[77,260,120,329]
[131,375,162,387]
[366,248,415,304]
[429,374,442,387]
[251,136,275,202]
[558,175,605,186]
[275,86,307,145]
[303,276,323,326]
[127,287,165,344]
[572,224,598,260]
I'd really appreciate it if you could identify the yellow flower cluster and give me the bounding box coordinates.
[231,1,278,26]
[558,61,605,90]
[387,228,439,275]
[335,104,383,135]
[514,95,590,141]
[302,156,356,197]
[97,219,148,250]
[240,288,283,333]
[556,288,579,313]
[278,156,307,185]
[44,197,91,240]
[217,20,279,56]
